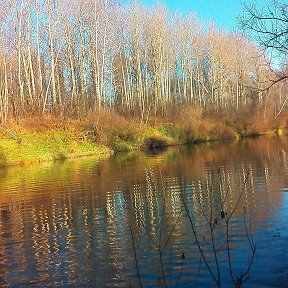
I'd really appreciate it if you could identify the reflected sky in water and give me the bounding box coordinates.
[0,137,288,287]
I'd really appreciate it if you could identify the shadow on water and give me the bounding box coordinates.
[0,137,287,287]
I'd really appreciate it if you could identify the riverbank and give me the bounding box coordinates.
[0,112,287,166]
[0,128,113,166]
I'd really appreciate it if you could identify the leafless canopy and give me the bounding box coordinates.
[239,0,288,87]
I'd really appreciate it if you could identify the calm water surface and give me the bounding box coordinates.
[0,137,288,287]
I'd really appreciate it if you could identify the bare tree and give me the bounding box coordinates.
[240,0,288,87]
[0,0,277,121]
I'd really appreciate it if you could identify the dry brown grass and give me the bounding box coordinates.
[3,104,288,153]
[85,110,143,146]
[173,106,236,143]
[6,114,80,133]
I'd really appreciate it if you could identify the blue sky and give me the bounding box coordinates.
[123,0,269,31]
[162,0,244,30]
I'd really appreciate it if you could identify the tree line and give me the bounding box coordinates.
[0,0,285,123]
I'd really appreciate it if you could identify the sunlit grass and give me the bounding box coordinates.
[0,129,112,166]
[1,108,288,166]
[110,124,176,152]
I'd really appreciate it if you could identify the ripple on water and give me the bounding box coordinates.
[0,140,288,286]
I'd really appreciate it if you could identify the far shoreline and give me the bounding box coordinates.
[1,118,286,167]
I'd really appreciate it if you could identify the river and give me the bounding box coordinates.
[0,137,287,287]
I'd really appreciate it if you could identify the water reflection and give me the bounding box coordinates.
[0,137,287,287]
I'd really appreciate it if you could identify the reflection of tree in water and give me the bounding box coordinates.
[0,137,287,286]
[128,164,256,287]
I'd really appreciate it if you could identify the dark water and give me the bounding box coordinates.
[0,137,288,287]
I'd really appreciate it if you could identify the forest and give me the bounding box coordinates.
[0,0,287,163]
[0,2,287,287]
[0,0,287,120]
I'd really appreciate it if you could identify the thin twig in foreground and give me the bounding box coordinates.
[130,225,143,288]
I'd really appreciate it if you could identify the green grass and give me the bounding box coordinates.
[111,124,176,152]
[0,129,112,166]
[2,112,287,166]
[0,122,177,166]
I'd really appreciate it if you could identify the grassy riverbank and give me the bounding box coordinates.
[0,110,287,166]
[0,128,112,166]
